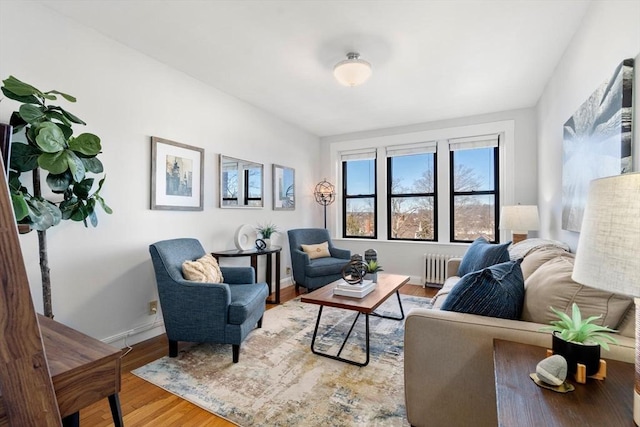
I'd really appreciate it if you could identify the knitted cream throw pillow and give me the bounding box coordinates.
[182,254,224,283]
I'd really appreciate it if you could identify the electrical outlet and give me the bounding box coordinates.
[286,267,291,275]
[149,300,158,315]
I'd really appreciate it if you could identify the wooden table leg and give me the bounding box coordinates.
[265,253,274,303]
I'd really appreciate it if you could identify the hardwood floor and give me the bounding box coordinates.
[81,284,436,426]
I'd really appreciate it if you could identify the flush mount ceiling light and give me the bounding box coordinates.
[333,52,372,87]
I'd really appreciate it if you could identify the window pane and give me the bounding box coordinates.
[390,154,434,194]
[345,159,375,195]
[452,194,496,241]
[390,196,435,239]
[452,148,494,192]
[345,198,375,237]
[247,167,262,199]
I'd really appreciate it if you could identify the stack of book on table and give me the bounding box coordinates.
[333,278,377,298]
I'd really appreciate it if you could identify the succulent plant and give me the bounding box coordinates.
[540,303,618,350]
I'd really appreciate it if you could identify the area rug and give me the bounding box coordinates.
[132,295,431,426]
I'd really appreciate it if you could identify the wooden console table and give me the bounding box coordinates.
[493,339,634,427]
[212,246,281,304]
[0,315,123,427]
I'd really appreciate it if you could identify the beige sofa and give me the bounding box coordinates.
[404,242,635,427]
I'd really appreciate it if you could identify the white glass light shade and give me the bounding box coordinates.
[333,52,372,87]
[572,173,640,296]
[499,205,540,234]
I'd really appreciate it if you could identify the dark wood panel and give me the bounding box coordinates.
[494,339,634,427]
[0,152,62,426]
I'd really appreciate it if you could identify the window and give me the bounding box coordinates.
[386,143,437,241]
[449,135,499,242]
[342,150,376,238]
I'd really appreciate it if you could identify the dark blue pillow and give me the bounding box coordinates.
[441,259,525,320]
[457,237,511,276]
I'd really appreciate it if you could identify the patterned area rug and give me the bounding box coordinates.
[133,295,431,426]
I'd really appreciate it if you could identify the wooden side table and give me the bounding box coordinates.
[0,315,123,427]
[212,246,282,304]
[493,339,634,427]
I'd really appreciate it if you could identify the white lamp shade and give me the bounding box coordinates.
[499,205,540,234]
[333,53,372,87]
[572,172,640,296]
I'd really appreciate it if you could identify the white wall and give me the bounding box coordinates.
[320,107,538,283]
[0,1,321,346]
[536,0,640,251]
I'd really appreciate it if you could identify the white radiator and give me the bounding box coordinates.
[423,253,452,287]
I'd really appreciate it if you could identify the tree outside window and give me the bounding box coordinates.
[343,157,376,238]
[450,146,499,242]
[387,153,437,241]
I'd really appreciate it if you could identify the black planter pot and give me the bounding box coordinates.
[552,332,601,376]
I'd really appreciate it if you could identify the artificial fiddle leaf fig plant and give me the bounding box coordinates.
[1,75,112,318]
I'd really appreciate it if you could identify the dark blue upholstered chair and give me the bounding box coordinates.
[287,228,351,292]
[149,238,268,363]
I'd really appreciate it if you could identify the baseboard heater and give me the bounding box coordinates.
[423,253,452,288]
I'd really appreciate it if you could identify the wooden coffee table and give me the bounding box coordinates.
[301,273,409,366]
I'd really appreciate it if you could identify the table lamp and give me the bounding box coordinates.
[499,205,540,244]
[571,172,640,425]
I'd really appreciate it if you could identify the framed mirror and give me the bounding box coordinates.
[219,155,264,208]
[273,164,295,210]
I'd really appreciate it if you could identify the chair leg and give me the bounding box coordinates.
[257,315,263,328]
[232,344,240,363]
[295,283,300,292]
[169,340,178,357]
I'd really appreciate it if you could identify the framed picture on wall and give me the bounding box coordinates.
[273,164,295,210]
[151,136,204,210]
[561,58,634,232]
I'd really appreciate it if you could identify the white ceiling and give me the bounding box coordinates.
[40,0,590,137]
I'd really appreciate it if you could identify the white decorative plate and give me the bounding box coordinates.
[234,224,257,250]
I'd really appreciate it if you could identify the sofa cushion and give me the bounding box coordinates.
[431,276,459,309]
[441,259,525,320]
[301,241,331,259]
[182,254,224,283]
[520,246,574,281]
[522,256,633,329]
[458,237,511,277]
[508,238,571,261]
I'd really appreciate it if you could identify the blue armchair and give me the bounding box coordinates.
[149,238,268,363]
[287,228,351,292]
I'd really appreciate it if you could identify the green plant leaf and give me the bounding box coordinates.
[8,171,24,192]
[11,193,29,221]
[2,76,42,98]
[66,150,86,182]
[35,122,66,153]
[19,104,45,124]
[10,143,40,172]
[46,171,72,193]
[81,157,103,173]
[45,90,76,103]
[1,86,39,105]
[44,109,72,126]
[9,111,27,133]
[69,133,101,156]
[58,108,86,125]
[59,197,79,220]
[38,151,68,174]
[26,197,61,231]
[73,178,94,199]
[96,195,113,214]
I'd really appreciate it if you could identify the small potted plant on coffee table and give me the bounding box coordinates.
[364,260,383,282]
[540,303,618,377]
